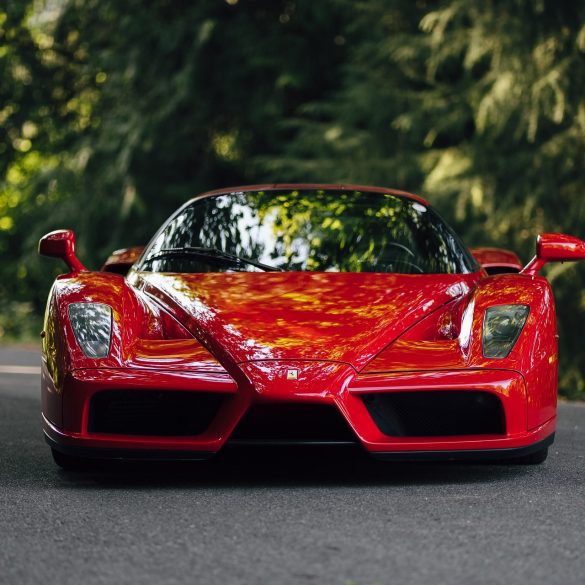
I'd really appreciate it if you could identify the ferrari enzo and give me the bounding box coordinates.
[39,184,585,469]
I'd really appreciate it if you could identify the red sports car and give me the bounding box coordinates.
[39,184,585,469]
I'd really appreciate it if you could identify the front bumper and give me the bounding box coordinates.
[45,431,555,462]
[42,362,556,461]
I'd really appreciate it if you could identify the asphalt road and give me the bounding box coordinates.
[0,347,584,585]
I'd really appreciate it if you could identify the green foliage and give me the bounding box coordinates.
[1,0,585,396]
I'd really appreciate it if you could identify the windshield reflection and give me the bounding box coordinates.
[141,190,476,274]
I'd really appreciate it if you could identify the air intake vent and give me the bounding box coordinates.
[230,403,357,444]
[362,390,505,437]
[88,390,224,436]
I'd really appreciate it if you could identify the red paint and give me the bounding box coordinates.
[345,369,531,448]
[470,247,523,272]
[522,233,585,276]
[136,271,478,370]
[101,246,144,273]
[38,230,86,272]
[38,184,585,461]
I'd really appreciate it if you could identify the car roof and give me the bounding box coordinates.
[190,183,429,206]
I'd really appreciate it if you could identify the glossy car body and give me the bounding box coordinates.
[39,184,585,466]
[470,247,523,275]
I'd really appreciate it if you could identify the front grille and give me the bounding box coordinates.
[229,403,357,444]
[88,390,224,436]
[362,390,505,437]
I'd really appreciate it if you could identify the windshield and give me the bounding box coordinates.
[139,189,477,274]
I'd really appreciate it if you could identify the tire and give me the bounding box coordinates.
[51,448,92,471]
[508,446,549,465]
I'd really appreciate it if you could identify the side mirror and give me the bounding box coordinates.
[470,247,523,275]
[521,233,585,276]
[38,229,87,272]
[101,246,144,276]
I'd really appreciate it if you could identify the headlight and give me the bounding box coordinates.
[68,303,112,358]
[483,305,529,358]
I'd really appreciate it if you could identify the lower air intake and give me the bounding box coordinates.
[362,390,505,437]
[88,390,224,436]
[229,403,357,444]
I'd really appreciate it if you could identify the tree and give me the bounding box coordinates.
[1,0,585,397]
[269,0,585,396]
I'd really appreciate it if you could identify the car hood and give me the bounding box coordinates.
[139,272,475,371]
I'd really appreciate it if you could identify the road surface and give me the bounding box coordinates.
[0,347,583,585]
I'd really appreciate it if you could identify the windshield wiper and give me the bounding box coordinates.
[147,246,284,272]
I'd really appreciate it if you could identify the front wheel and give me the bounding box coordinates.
[51,448,92,471]
[508,446,549,465]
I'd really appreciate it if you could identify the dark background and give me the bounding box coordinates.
[1,0,584,397]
